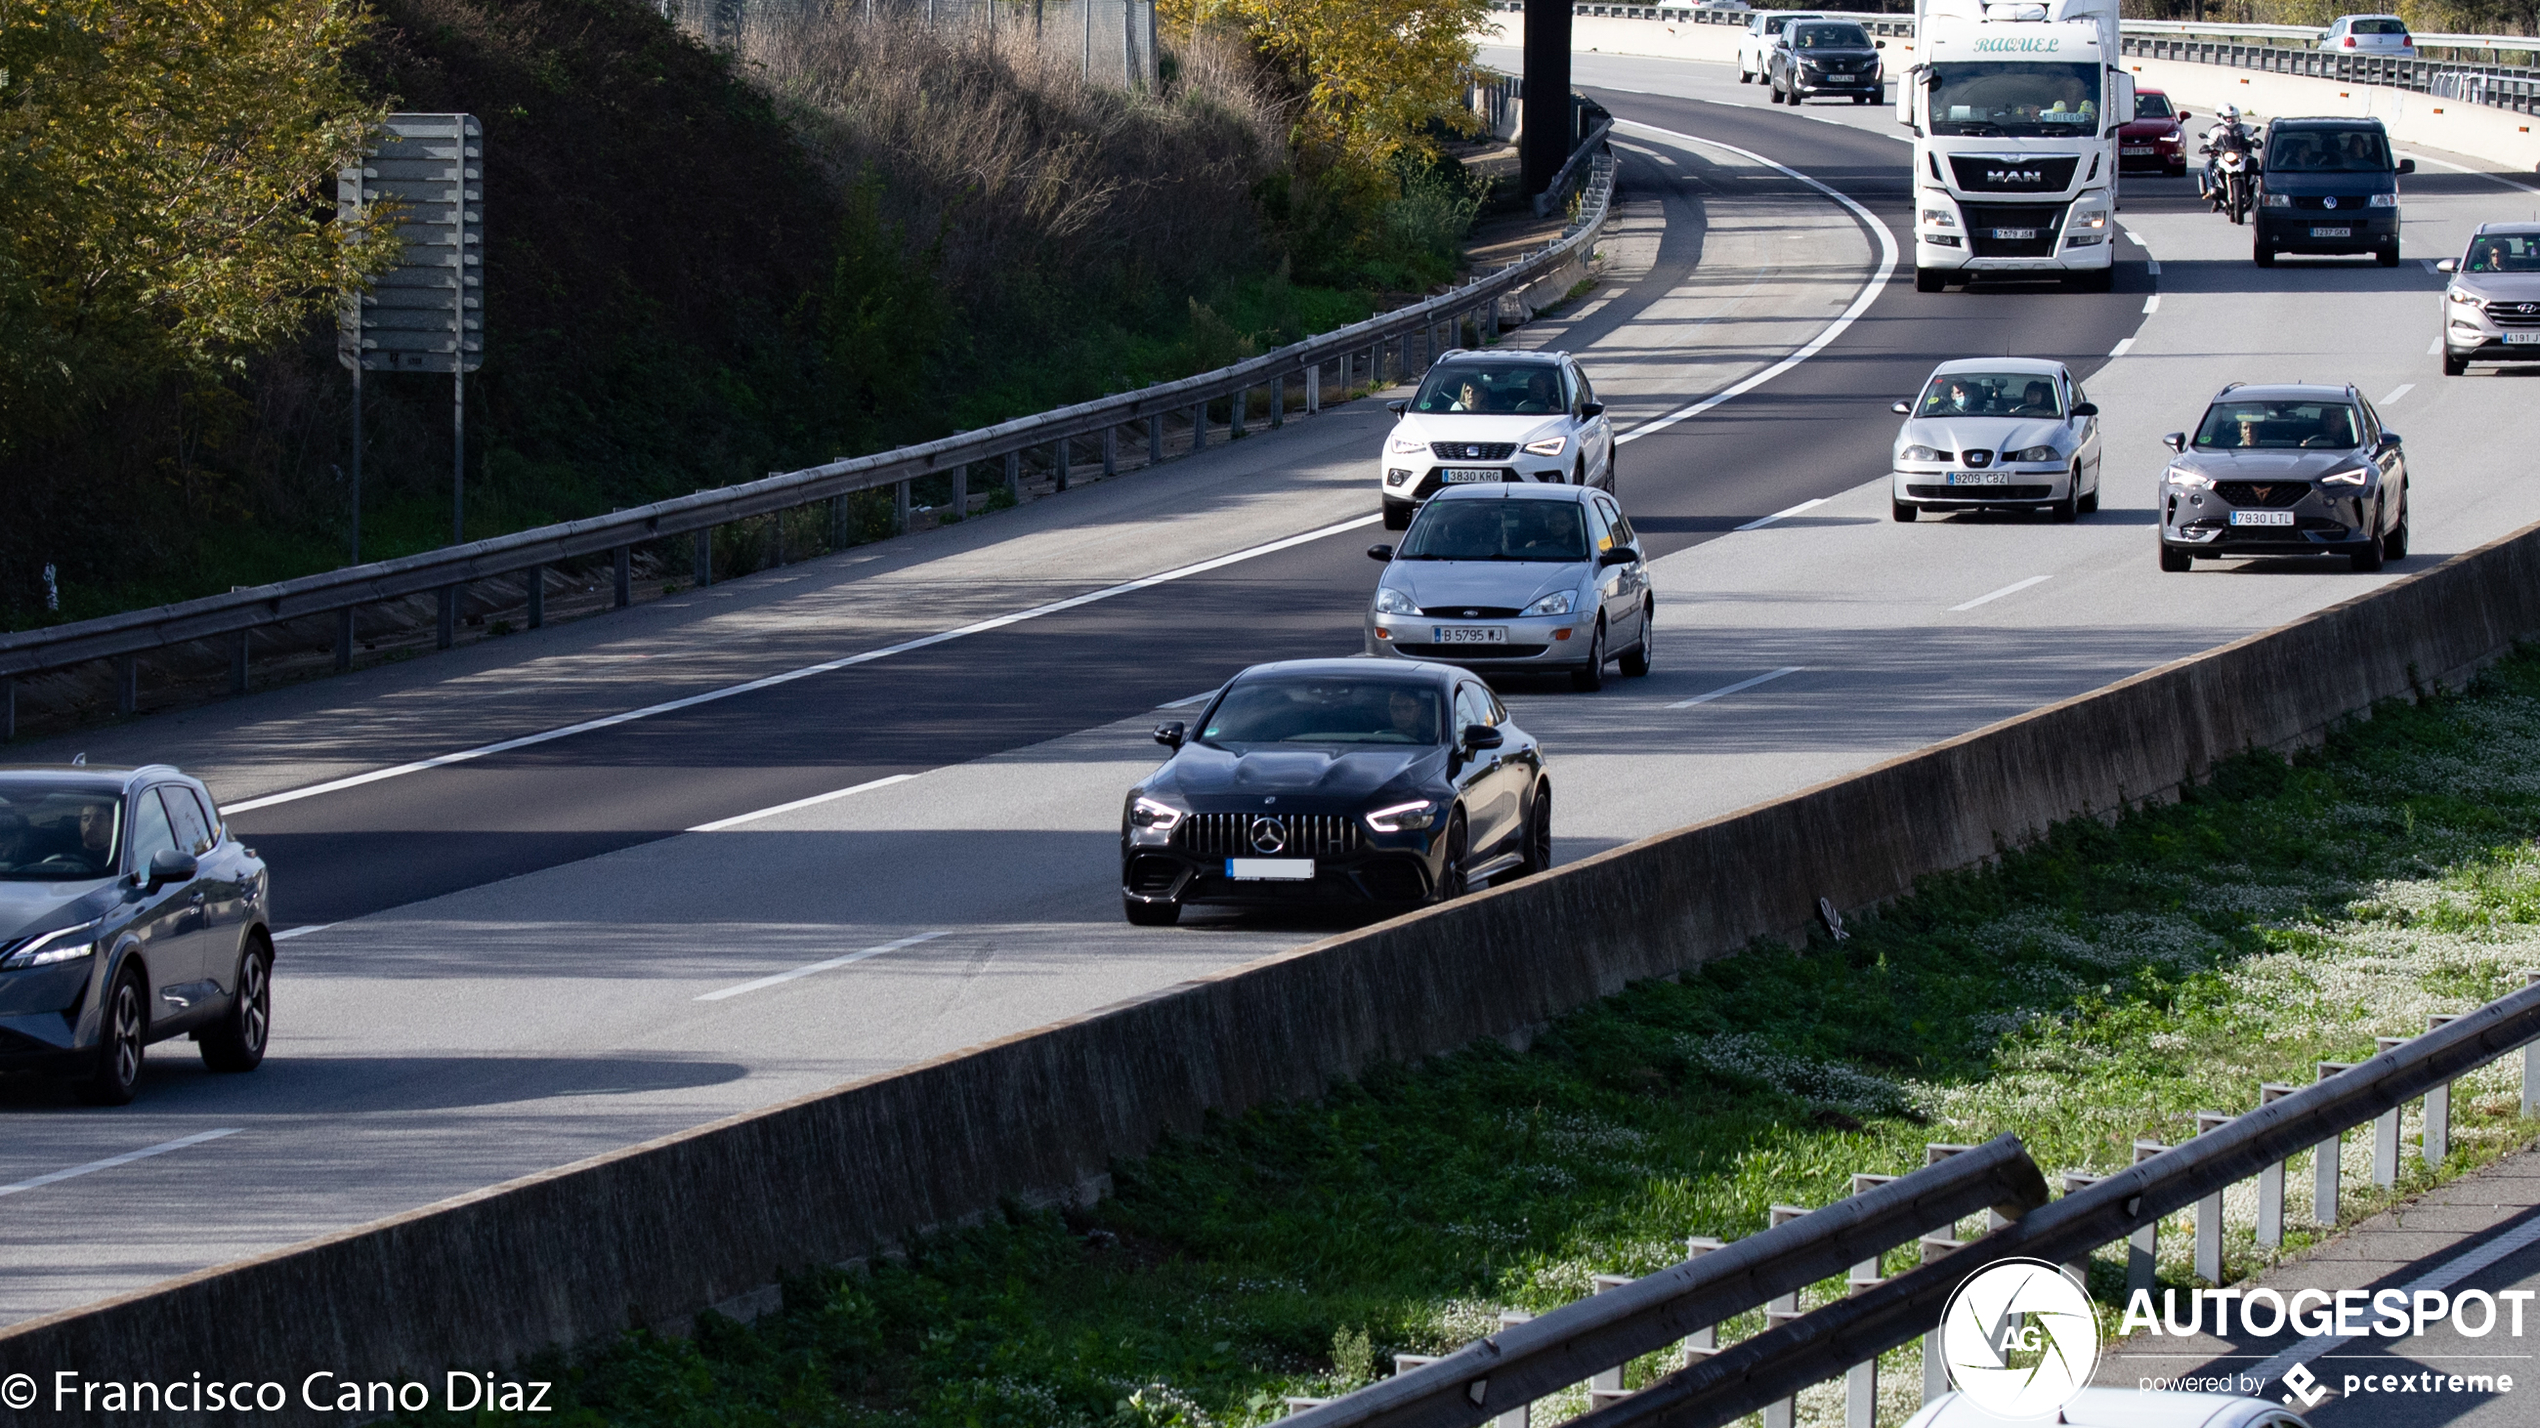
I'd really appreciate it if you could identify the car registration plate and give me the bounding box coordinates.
[2309,225,2352,238]
[2230,510,2296,526]
[1226,858,1314,881]
[1986,227,2040,240]
[1443,468,1500,483]
[1431,626,1508,643]
[2505,331,2540,345]
[2122,146,2154,155]
[1946,472,2008,486]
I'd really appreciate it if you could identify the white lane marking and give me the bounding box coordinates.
[1667,666,1806,710]
[2235,1213,2540,1395]
[695,931,949,1002]
[1736,497,1828,531]
[2429,335,2446,355]
[2142,294,2161,315]
[271,923,334,941]
[2381,382,2416,405]
[2128,230,2152,248]
[0,1129,241,1199]
[2400,149,2540,195]
[1887,133,1913,144]
[688,774,918,833]
[227,514,1384,815]
[2421,258,2443,273]
[1610,121,1900,446]
[2109,337,2135,358]
[1158,690,1217,709]
[1950,575,2052,612]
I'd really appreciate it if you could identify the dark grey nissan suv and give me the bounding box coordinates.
[0,764,273,1103]
[2156,383,2409,573]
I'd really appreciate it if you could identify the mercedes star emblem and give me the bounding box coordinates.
[1249,817,1287,854]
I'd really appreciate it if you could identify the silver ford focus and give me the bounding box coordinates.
[1888,358,2103,522]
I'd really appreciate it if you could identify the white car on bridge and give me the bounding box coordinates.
[1738,10,1826,84]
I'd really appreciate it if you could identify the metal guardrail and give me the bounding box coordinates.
[0,145,1615,729]
[2123,17,2540,59]
[1487,4,1914,38]
[2122,33,2540,116]
[1286,975,2540,1428]
[1535,118,1615,216]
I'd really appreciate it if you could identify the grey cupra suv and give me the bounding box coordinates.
[0,765,273,1104]
[2156,383,2409,573]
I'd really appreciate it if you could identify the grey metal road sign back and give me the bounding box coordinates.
[338,113,483,373]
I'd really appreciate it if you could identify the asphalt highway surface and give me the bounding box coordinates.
[6,50,2539,1327]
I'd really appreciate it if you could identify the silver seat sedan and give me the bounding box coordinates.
[1364,484,1652,693]
[1889,358,2103,522]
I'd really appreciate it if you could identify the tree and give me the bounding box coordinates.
[0,0,392,451]
[1165,0,1490,168]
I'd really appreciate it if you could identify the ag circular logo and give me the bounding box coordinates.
[1937,1258,2101,1418]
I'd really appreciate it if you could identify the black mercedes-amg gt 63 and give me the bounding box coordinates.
[1119,659,1549,926]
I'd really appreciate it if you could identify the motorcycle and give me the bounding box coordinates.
[2213,148,2251,225]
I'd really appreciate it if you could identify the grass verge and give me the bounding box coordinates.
[408,649,2540,1428]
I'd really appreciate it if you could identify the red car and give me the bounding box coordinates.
[2118,89,2190,176]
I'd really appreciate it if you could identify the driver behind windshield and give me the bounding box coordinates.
[1399,499,1591,562]
[0,788,121,879]
[1200,681,1443,745]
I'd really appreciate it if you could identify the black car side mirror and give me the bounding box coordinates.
[2380,431,2403,447]
[1386,400,1409,416]
[1579,401,1606,418]
[1367,544,1394,562]
[2162,431,2187,452]
[1153,721,1185,749]
[143,847,197,890]
[2397,158,2416,174]
[1891,400,1912,415]
[1598,546,1637,567]
[2070,402,2098,418]
[1874,38,1886,47]
[1462,724,1504,751]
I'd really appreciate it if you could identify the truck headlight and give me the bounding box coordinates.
[1920,208,1957,228]
[1373,586,1419,615]
[2072,208,2109,232]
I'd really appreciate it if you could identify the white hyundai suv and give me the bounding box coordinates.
[1739,10,1825,84]
[1378,350,1615,530]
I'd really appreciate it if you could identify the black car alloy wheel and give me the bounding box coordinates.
[1433,813,1469,903]
[78,966,146,1106]
[201,942,272,1072]
[1520,783,1553,876]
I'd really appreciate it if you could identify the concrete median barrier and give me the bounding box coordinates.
[9,519,2540,1418]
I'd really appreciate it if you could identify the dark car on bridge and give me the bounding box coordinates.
[1119,660,1548,925]
[0,764,273,1104]
[2117,88,2189,176]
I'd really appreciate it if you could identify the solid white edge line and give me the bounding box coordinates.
[2109,337,2135,358]
[1609,121,1900,447]
[1950,575,2052,612]
[2231,1214,2540,1396]
[2381,382,2416,405]
[688,774,919,833]
[1667,666,1807,710]
[695,931,949,1002]
[1735,497,1828,532]
[271,923,334,941]
[226,513,1385,815]
[0,1129,242,1199]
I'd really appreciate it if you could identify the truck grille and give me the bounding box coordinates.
[1960,203,2064,258]
[1432,441,1518,460]
[1180,812,1363,858]
[1948,155,2080,194]
[2215,481,2310,508]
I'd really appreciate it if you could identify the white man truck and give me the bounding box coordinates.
[1897,0,2135,292]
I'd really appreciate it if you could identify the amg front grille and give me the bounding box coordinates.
[2216,481,2310,508]
[1960,203,2064,258]
[1907,485,2051,500]
[1392,642,1551,658]
[1431,441,1518,461]
[1179,812,1363,859]
[1419,605,1521,618]
[1948,155,2080,194]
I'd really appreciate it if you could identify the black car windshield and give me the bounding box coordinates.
[2135,93,2174,118]
[1398,499,1590,562]
[2466,234,2540,272]
[1917,372,2064,418]
[1927,63,2100,137]
[1410,364,1564,415]
[0,783,122,880]
[1791,22,1870,46]
[2266,127,2392,172]
[2194,400,2362,449]
[1201,680,1444,746]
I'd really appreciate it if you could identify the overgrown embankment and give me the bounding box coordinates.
[394,650,2540,1428]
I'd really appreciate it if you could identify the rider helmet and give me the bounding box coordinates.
[2218,104,2239,124]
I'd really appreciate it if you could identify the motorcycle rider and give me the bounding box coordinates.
[2198,105,2260,208]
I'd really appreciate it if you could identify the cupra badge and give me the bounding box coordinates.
[1937,1259,2101,1418]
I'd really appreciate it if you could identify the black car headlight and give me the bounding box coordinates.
[1365,799,1442,833]
[1128,796,1185,832]
[1,919,103,970]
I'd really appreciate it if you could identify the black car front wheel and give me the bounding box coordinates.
[2384,497,2410,561]
[2352,504,2388,572]
[200,939,272,1072]
[2160,543,2194,573]
[1432,813,1470,903]
[1519,784,1553,877]
[1124,896,1181,927]
[76,965,147,1106]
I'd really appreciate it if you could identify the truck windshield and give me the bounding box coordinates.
[1928,63,2101,137]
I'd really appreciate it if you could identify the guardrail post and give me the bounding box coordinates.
[1191,402,1207,452]
[2374,1035,2409,1187]
[1589,1273,1634,1396]
[1053,441,1070,492]
[2255,1083,2297,1246]
[437,589,456,651]
[2426,1014,2462,1163]
[1148,415,1164,465]
[613,546,631,609]
[2193,1112,2235,1284]
[770,511,785,568]
[1006,451,1023,501]
[1271,374,1285,428]
[1494,1310,1534,1428]
[2,676,14,742]
[829,494,850,552]
[1681,1236,1723,1366]
[2128,1139,2169,1298]
[2317,1060,2357,1224]
[111,656,136,715]
[231,631,250,695]
[335,610,354,672]
[1847,1173,1896,1428]
[1282,1397,1331,1417]
[951,465,969,518]
[525,564,546,627]
[1306,362,1321,415]
[1231,387,1248,439]
[1103,426,1119,475]
[694,531,713,588]
[1369,343,1382,389]
[1762,1205,1808,1428]
[2059,1172,2105,1283]
[893,481,910,535]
